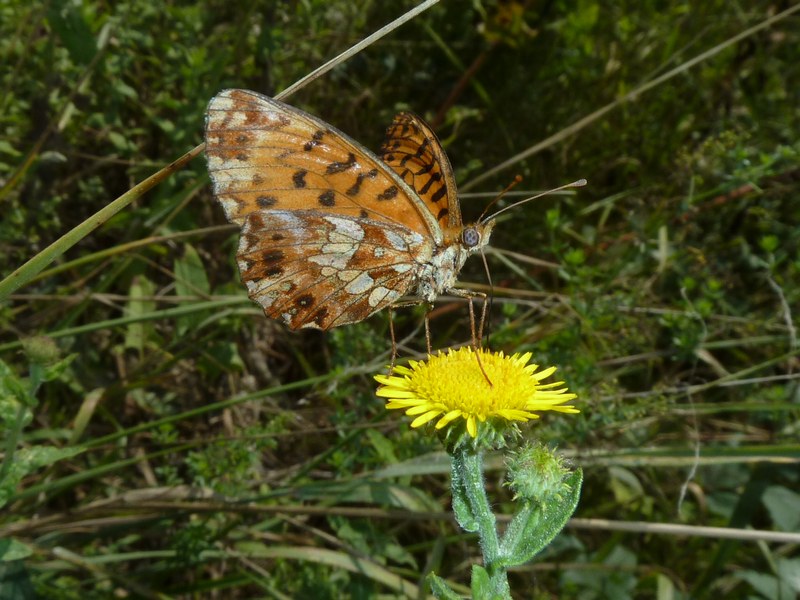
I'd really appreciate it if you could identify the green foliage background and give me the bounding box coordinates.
[1,1,799,598]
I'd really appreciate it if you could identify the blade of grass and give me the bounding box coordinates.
[0,143,204,301]
[0,298,246,352]
[28,225,235,284]
[276,0,442,100]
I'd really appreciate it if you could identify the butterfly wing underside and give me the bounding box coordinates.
[380,112,462,234]
[205,89,445,329]
[236,210,430,329]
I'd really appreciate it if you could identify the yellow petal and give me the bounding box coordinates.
[435,410,463,429]
[411,410,442,428]
[376,388,418,399]
[466,415,477,438]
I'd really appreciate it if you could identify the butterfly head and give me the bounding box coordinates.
[461,219,495,254]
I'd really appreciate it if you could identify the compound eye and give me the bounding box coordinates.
[462,227,480,248]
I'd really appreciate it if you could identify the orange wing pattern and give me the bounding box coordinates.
[379,112,461,234]
[206,90,442,243]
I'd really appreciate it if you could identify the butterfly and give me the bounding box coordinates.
[204,89,495,332]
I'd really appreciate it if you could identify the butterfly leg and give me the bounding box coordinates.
[388,308,398,374]
[449,289,489,348]
[477,291,490,346]
[387,298,433,359]
[448,289,492,386]
[424,309,432,356]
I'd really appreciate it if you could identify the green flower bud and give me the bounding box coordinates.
[505,443,573,505]
[21,336,61,366]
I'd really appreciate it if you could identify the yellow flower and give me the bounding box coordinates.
[374,348,579,438]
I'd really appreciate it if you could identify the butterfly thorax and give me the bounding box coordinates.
[414,220,495,302]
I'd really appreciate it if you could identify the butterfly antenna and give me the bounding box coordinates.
[478,175,524,223]
[481,178,587,224]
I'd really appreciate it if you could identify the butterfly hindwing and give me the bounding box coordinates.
[236,210,432,329]
[379,112,462,233]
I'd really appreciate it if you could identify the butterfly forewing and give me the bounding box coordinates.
[206,90,441,240]
[380,112,462,233]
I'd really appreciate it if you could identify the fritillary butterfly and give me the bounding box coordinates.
[204,89,494,331]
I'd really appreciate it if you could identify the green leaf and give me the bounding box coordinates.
[365,429,398,465]
[113,80,139,100]
[450,454,478,533]
[174,243,211,336]
[38,151,68,165]
[762,485,800,531]
[499,468,582,567]
[428,572,463,599]
[0,538,33,561]
[468,565,508,600]
[470,564,491,598]
[561,545,638,597]
[0,140,21,157]
[1,445,84,508]
[124,276,156,352]
[174,243,210,297]
[736,557,800,600]
[778,558,800,594]
[0,359,31,409]
[0,561,37,598]
[42,354,76,383]
[296,478,441,513]
[759,234,779,252]
[13,445,84,474]
[46,0,97,65]
[107,130,130,152]
[497,502,539,566]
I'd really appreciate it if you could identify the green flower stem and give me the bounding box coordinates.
[452,445,511,598]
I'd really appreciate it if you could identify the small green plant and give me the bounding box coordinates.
[1,337,83,567]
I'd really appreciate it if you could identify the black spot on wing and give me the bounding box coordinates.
[292,170,307,188]
[296,294,314,308]
[304,130,325,151]
[326,152,357,174]
[319,190,336,207]
[310,307,329,327]
[377,185,398,201]
[399,138,429,167]
[257,195,278,208]
[346,168,378,197]
[430,185,448,203]
[263,250,284,264]
[418,171,442,195]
